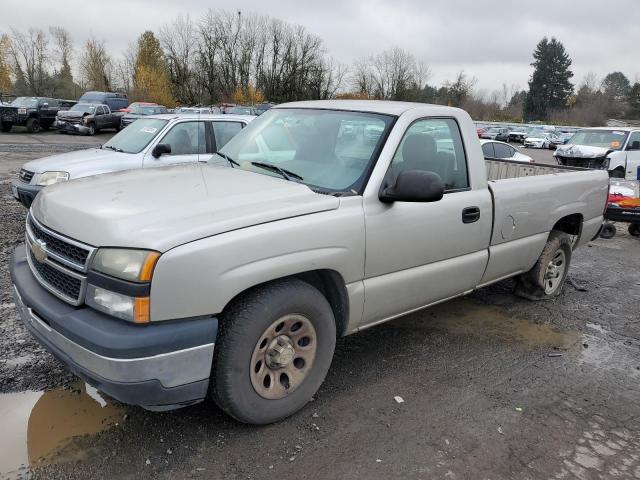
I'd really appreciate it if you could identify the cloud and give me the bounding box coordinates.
[3,0,639,92]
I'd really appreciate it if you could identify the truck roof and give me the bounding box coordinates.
[146,113,256,122]
[275,99,457,116]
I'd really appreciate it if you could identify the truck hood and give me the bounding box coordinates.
[554,144,612,158]
[23,148,133,177]
[31,163,340,251]
[57,111,86,119]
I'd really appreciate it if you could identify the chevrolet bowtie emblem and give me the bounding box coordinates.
[31,239,48,263]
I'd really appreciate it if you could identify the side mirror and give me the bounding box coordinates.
[379,170,445,203]
[152,143,171,158]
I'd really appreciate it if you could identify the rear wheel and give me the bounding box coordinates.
[211,279,336,424]
[26,118,40,133]
[599,223,617,239]
[628,223,640,237]
[515,231,572,300]
[610,168,625,179]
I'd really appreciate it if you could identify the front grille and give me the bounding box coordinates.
[19,169,34,183]
[28,248,82,301]
[556,155,607,169]
[28,215,90,267]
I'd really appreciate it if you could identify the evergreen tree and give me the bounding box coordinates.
[524,37,573,121]
[601,72,630,102]
[628,83,640,119]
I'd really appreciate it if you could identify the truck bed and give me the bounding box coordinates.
[485,158,585,181]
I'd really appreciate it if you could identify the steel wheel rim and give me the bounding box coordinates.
[544,249,566,294]
[250,314,317,400]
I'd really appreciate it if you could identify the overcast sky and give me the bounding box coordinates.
[3,0,639,94]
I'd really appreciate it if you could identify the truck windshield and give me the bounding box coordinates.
[70,104,97,114]
[10,97,38,108]
[102,118,168,154]
[568,130,629,150]
[217,108,395,194]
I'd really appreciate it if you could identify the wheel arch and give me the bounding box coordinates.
[220,269,350,338]
[551,213,583,246]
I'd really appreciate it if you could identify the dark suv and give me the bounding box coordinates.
[0,97,68,133]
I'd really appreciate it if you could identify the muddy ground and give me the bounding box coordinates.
[1,134,639,480]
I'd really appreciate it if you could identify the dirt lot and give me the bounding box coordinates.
[1,133,639,480]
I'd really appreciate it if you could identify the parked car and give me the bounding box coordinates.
[55,103,123,136]
[11,114,254,207]
[255,103,275,115]
[10,100,608,424]
[78,91,129,112]
[476,127,486,138]
[523,130,557,149]
[481,140,533,163]
[121,103,168,128]
[0,97,71,133]
[554,128,640,179]
[508,128,528,143]
[225,106,258,116]
[480,127,510,142]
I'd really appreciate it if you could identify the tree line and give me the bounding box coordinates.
[1,11,639,126]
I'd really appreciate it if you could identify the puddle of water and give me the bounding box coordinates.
[426,299,580,350]
[0,382,123,479]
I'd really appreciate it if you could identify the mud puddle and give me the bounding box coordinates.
[0,382,123,479]
[426,299,581,351]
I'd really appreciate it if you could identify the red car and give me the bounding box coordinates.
[477,128,486,138]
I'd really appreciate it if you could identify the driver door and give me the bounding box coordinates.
[362,118,492,326]
[625,131,640,180]
[144,121,206,167]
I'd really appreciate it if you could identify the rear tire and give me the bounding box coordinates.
[26,118,40,133]
[514,231,572,300]
[599,223,617,239]
[211,279,336,424]
[610,168,625,179]
[628,223,640,237]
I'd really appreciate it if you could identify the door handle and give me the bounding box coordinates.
[462,206,481,224]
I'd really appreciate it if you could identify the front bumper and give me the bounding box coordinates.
[10,244,218,410]
[56,121,90,134]
[10,180,42,208]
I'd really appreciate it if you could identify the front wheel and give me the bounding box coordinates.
[26,118,40,133]
[514,231,572,300]
[211,279,336,424]
[1,122,11,132]
[600,223,617,239]
[87,123,96,136]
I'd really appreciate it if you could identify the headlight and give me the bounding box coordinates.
[92,248,160,282]
[37,171,69,186]
[86,285,150,323]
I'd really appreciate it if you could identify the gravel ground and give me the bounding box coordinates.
[1,137,640,480]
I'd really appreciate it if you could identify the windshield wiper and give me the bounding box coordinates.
[251,162,304,182]
[103,145,123,152]
[213,151,240,168]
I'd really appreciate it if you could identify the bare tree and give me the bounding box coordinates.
[9,27,50,95]
[160,14,201,104]
[80,37,112,91]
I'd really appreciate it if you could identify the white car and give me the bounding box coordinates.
[523,131,557,149]
[481,140,533,163]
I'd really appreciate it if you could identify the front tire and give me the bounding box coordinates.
[1,122,11,132]
[211,279,336,424]
[87,123,96,136]
[26,118,40,133]
[514,231,572,300]
[600,223,617,239]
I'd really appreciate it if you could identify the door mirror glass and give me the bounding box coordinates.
[152,143,172,158]
[379,170,444,203]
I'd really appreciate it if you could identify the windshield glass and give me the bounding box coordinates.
[568,130,629,150]
[130,105,166,115]
[217,108,395,193]
[70,104,97,114]
[10,97,38,108]
[102,118,168,154]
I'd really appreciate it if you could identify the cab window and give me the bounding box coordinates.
[161,121,206,155]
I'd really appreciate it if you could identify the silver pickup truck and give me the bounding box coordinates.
[10,100,608,424]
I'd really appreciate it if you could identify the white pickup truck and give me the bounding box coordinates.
[10,101,608,424]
